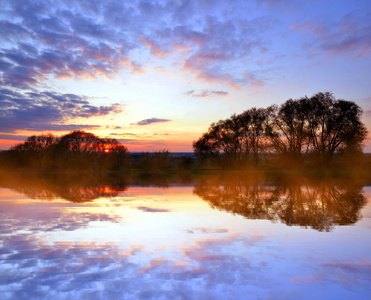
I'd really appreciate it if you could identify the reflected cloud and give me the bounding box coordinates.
[187,227,229,234]
[137,206,171,213]
[0,199,122,235]
[290,259,371,285]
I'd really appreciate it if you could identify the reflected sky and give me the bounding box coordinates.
[0,175,370,299]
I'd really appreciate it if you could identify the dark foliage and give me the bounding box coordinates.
[194,92,368,168]
[3,130,130,171]
[193,107,274,168]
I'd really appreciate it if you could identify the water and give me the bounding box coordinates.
[0,173,370,299]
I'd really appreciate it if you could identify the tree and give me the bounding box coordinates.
[193,107,274,168]
[57,130,101,153]
[237,107,274,166]
[306,92,368,165]
[194,92,368,168]
[7,130,130,170]
[266,97,312,164]
[10,134,56,153]
[10,134,57,168]
[193,117,247,169]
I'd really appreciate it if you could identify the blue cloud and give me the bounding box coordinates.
[132,118,171,126]
[0,89,122,132]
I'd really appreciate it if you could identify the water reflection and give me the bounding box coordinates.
[193,175,367,231]
[0,173,195,202]
[0,173,129,202]
[0,173,367,231]
[0,173,370,299]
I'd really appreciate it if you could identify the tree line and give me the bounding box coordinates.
[0,92,368,171]
[2,130,130,170]
[0,130,192,171]
[193,92,368,168]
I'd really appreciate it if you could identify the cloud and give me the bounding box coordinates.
[0,0,276,92]
[131,118,171,126]
[2,0,366,102]
[0,134,29,141]
[110,133,138,137]
[291,12,371,58]
[185,90,229,97]
[0,1,139,90]
[0,89,123,132]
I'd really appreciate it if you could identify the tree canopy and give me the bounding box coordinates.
[9,130,129,170]
[193,92,368,168]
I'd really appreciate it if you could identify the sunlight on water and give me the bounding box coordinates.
[0,174,370,299]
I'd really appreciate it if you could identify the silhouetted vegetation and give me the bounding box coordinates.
[194,92,368,168]
[1,130,130,171]
[0,92,368,173]
[0,131,196,173]
[134,150,171,171]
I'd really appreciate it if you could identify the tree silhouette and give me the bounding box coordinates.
[11,133,57,152]
[307,92,368,165]
[57,130,101,153]
[193,107,273,168]
[193,92,368,168]
[266,98,311,164]
[6,130,130,170]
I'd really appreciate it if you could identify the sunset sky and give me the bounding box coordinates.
[1,0,370,151]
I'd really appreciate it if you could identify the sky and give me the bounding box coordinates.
[1,0,370,151]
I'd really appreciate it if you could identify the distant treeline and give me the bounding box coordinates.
[0,92,368,171]
[193,92,368,168]
[0,130,193,171]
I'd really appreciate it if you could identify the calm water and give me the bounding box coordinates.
[0,173,370,299]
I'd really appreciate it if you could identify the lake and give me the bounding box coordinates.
[0,173,370,299]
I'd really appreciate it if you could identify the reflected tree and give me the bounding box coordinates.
[0,173,129,202]
[0,173,194,202]
[193,175,366,231]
